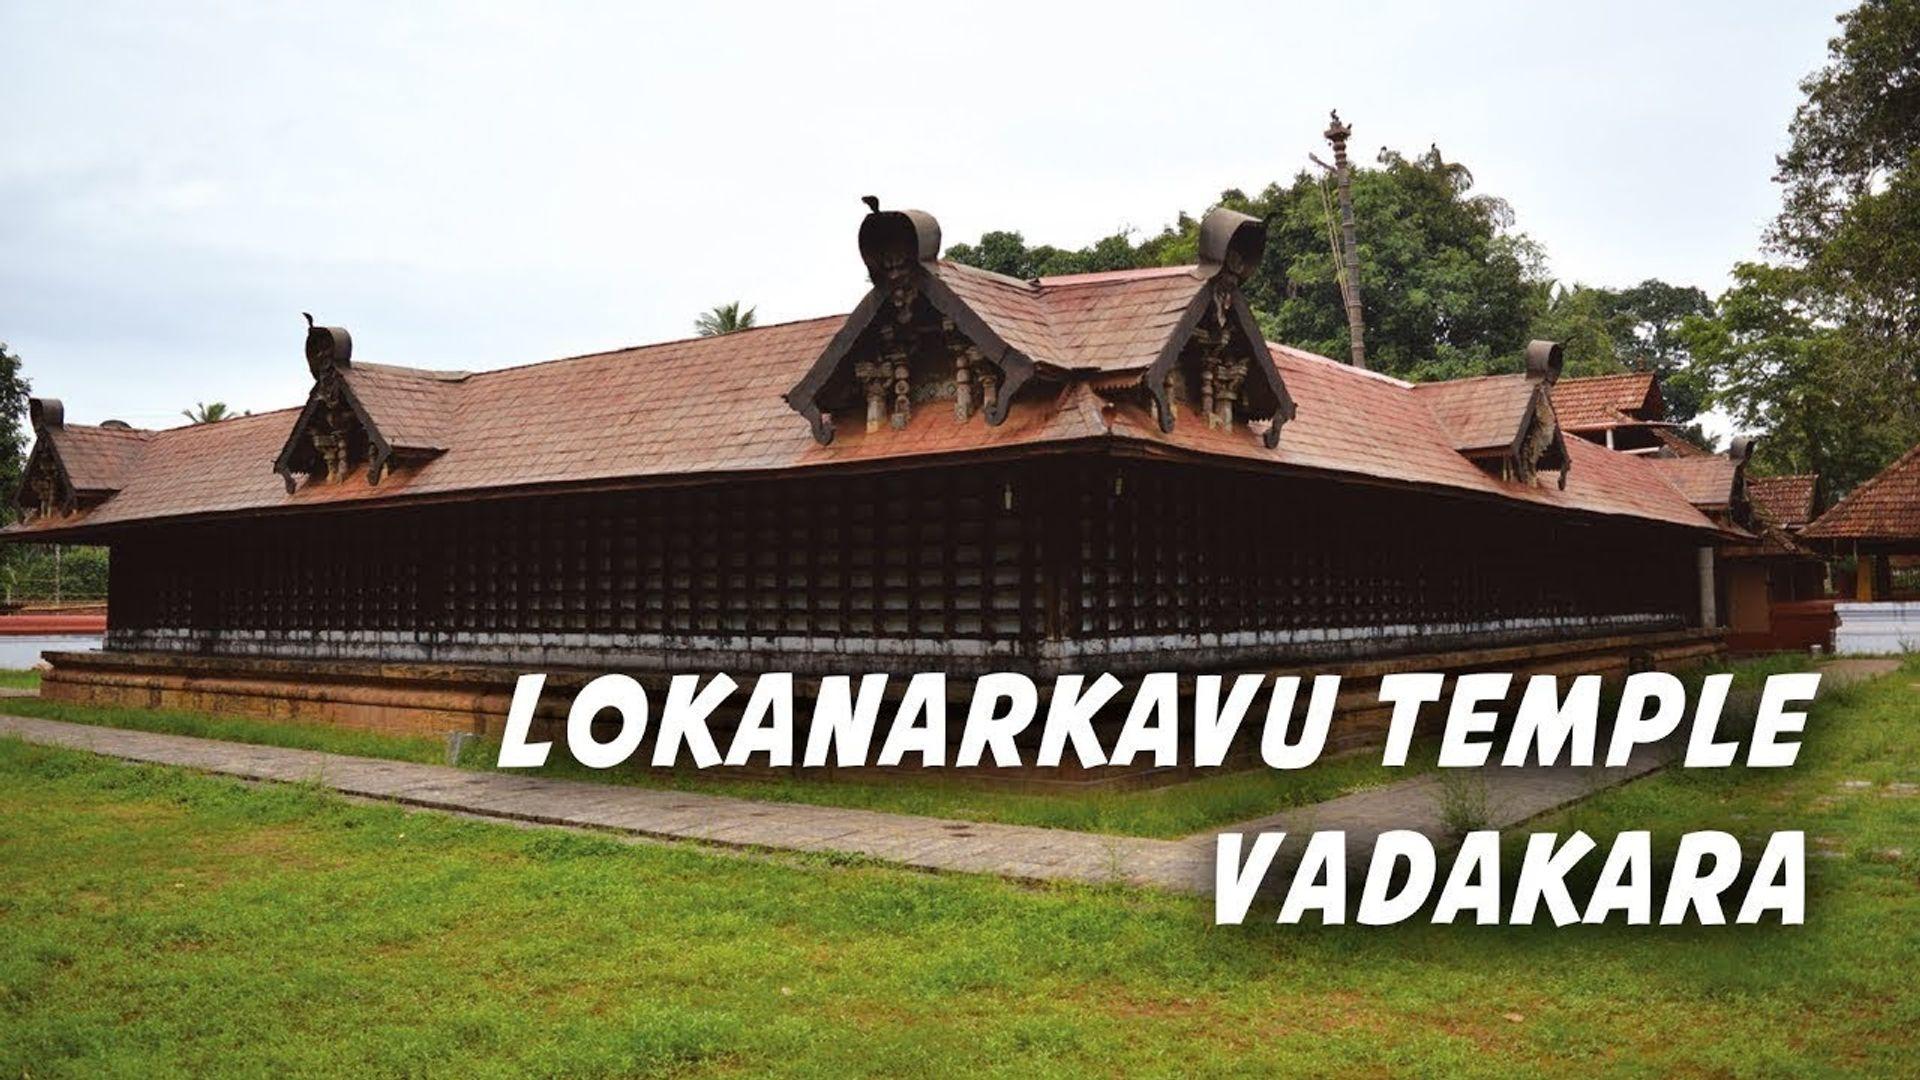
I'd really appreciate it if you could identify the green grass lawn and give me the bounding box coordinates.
[1,658,1914,1075]
[0,668,41,691]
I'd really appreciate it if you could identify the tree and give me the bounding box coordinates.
[1598,280,1716,422]
[695,302,758,337]
[1686,261,1917,488]
[182,401,232,424]
[1521,278,1714,421]
[1526,284,1625,379]
[0,343,29,527]
[946,145,1556,382]
[1686,0,1920,489]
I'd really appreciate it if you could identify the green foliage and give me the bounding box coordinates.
[1434,769,1493,837]
[181,401,232,423]
[944,218,1196,281]
[1688,0,1920,490]
[1,545,107,602]
[0,342,30,526]
[694,301,758,337]
[1683,261,1913,487]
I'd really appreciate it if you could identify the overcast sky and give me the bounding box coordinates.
[2,1,1848,430]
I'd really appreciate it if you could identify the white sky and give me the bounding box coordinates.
[1,0,1847,431]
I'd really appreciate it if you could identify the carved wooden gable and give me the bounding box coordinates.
[17,398,73,518]
[1513,385,1570,488]
[19,442,69,519]
[274,317,383,491]
[786,208,1037,445]
[1142,211,1296,449]
[1515,341,1570,488]
[13,399,150,520]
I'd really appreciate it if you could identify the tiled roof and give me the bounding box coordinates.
[1652,455,1740,508]
[343,363,466,453]
[8,273,1719,539]
[1746,474,1819,529]
[1411,374,1539,452]
[932,262,1207,373]
[1551,372,1660,430]
[1803,444,1920,542]
[42,424,152,493]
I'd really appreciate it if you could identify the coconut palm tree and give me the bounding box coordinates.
[182,402,232,424]
[695,302,757,337]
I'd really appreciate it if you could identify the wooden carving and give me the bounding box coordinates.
[308,375,360,484]
[1143,209,1295,449]
[786,207,1036,446]
[24,451,63,518]
[1513,390,1570,489]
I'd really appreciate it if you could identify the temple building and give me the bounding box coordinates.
[7,206,1733,771]
[1804,444,1920,602]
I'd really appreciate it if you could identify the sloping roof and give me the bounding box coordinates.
[1026,267,1203,372]
[341,363,466,453]
[1803,444,1920,543]
[1747,474,1819,529]
[1411,374,1540,452]
[1551,372,1660,430]
[9,276,1719,541]
[41,424,152,493]
[1653,455,1740,508]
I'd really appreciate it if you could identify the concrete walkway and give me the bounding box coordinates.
[0,713,1672,893]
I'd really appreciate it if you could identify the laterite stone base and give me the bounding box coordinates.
[41,627,1724,791]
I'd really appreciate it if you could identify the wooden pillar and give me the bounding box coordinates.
[1696,545,1717,627]
[1857,553,1880,601]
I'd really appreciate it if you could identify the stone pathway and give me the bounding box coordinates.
[0,714,1212,890]
[0,713,1671,893]
[0,651,1890,894]
[1817,657,1901,685]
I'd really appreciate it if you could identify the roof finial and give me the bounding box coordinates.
[861,195,880,214]
[303,313,352,378]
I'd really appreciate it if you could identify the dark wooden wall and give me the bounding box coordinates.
[105,457,1699,672]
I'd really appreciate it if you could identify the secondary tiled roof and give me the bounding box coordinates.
[1411,374,1539,452]
[1803,444,1920,543]
[9,273,1719,539]
[342,363,466,453]
[1652,455,1740,509]
[931,262,1208,374]
[1746,474,1819,530]
[40,424,152,493]
[1551,372,1660,430]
